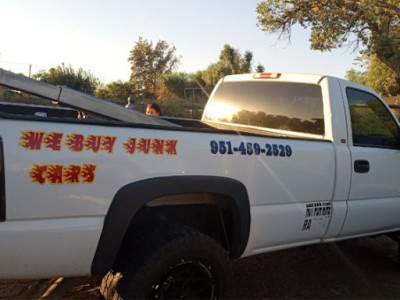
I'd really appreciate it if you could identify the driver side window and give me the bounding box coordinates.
[346,88,399,148]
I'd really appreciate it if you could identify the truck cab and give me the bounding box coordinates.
[202,73,400,252]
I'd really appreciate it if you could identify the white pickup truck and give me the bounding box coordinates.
[0,69,399,299]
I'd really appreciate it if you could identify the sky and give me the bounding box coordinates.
[0,0,362,84]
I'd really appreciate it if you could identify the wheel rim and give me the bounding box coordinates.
[151,259,217,299]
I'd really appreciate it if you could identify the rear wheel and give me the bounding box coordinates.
[101,225,231,299]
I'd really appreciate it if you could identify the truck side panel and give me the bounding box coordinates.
[0,116,336,278]
[0,217,102,278]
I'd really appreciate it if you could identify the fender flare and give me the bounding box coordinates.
[91,175,250,276]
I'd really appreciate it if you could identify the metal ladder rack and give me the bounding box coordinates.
[0,68,177,126]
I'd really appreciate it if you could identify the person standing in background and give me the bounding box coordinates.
[125,96,135,109]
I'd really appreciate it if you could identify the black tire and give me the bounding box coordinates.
[101,224,232,299]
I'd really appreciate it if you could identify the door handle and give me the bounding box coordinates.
[354,160,370,173]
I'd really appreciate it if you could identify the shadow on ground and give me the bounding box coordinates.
[0,235,398,299]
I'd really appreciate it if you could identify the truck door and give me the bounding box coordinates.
[340,85,400,236]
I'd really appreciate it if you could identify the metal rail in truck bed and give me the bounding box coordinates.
[0,68,177,126]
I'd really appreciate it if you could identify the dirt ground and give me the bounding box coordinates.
[0,235,399,299]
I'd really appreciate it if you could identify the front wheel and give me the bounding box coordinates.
[101,225,232,299]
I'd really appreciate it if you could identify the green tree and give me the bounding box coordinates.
[201,62,230,87]
[157,72,193,100]
[128,37,180,98]
[256,63,265,73]
[95,81,132,105]
[346,69,367,85]
[219,44,253,74]
[33,63,101,95]
[256,0,400,80]
[347,54,400,96]
[157,73,209,119]
[201,44,260,87]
